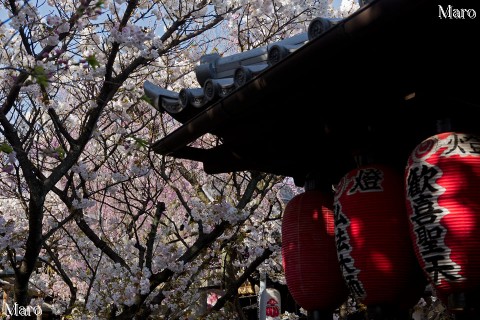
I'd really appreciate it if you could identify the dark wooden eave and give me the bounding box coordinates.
[151,0,480,187]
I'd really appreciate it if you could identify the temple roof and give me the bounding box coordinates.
[147,0,480,187]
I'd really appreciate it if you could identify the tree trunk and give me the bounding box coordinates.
[13,198,45,320]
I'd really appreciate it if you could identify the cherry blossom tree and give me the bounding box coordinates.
[0,0,355,318]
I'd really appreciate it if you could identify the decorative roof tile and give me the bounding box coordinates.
[144,17,339,123]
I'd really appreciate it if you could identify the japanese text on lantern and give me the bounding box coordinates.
[334,202,364,298]
[442,133,480,156]
[347,168,383,195]
[406,164,457,283]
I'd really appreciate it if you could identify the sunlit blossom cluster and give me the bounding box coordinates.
[109,23,154,49]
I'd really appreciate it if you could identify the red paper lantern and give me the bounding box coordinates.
[334,164,425,307]
[405,132,480,299]
[282,190,349,312]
